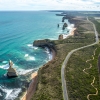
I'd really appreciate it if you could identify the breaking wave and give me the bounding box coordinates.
[24,54,35,61]
[0,85,21,100]
[27,44,38,50]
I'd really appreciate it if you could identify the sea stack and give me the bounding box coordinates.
[59,34,63,40]
[62,23,68,30]
[7,60,18,78]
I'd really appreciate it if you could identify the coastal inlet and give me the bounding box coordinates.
[0,11,73,99]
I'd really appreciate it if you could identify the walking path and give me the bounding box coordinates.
[61,17,99,100]
[83,48,98,100]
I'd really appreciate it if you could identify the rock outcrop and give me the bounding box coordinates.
[57,24,59,28]
[7,60,18,78]
[59,34,63,40]
[33,39,52,48]
[62,23,68,30]
[33,39,56,53]
[63,23,67,27]
[62,17,65,22]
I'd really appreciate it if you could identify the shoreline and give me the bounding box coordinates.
[21,29,75,100]
[21,48,56,100]
[21,16,75,100]
[63,28,76,39]
[21,72,37,100]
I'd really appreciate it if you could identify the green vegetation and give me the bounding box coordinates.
[65,17,100,100]
[89,17,100,35]
[65,45,100,100]
[31,15,100,100]
[96,19,100,23]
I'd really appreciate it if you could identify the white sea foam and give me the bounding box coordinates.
[2,61,8,64]
[28,56,35,61]
[67,24,74,30]
[0,85,21,100]
[4,88,21,100]
[67,26,72,30]
[24,54,35,61]
[5,89,13,99]
[18,68,33,75]
[45,47,52,60]
[70,24,74,28]
[45,47,50,54]
[0,64,9,69]
[33,46,38,50]
[27,44,38,50]
[63,34,69,39]
[48,53,52,61]
[25,54,29,57]
[27,44,33,47]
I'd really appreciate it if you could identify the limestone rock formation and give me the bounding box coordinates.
[62,25,65,30]
[59,34,63,40]
[57,24,59,28]
[33,39,52,48]
[33,39,56,53]
[63,23,68,27]
[7,60,18,78]
[62,23,68,30]
[62,17,64,22]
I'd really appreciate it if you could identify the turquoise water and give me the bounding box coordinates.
[0,11,71,100]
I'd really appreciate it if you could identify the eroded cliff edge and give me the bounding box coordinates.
[31,14,96,100]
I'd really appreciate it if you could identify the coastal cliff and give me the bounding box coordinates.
[31,13,98,100]
[33,39,56,53]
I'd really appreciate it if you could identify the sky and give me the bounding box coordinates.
[0,0,100,11]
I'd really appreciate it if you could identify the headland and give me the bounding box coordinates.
[21,14,76,100]
[21,11,100,100]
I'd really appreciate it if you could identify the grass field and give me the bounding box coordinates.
[65,45,100,100]
[65,17,100,100]
[97,19,100,23]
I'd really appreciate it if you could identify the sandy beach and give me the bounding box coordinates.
[21,72,37,100]
[63,28,76,39]
[70,28,76,36]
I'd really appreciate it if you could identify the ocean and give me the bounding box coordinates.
[0,11,72,100]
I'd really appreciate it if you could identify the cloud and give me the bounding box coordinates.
[0,0,100,11]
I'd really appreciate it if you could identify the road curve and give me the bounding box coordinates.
[61,17,99,100]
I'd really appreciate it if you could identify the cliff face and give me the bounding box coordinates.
[33,39,56,52]
[33,39,50,47]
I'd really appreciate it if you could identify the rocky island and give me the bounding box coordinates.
[7,60,18,78]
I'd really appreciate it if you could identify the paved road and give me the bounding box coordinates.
[61,17,99,100]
